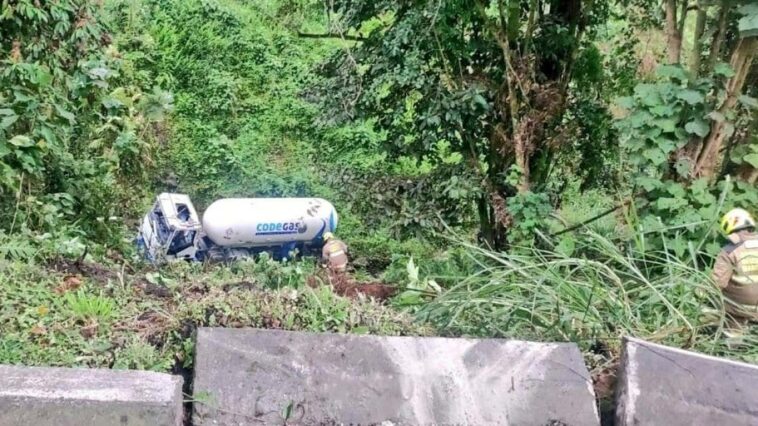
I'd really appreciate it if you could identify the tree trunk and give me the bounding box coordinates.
[677,0,688,40]
[514,130,531,193]
[525,0,538,55]
[694,38,758,178]
[690,2,707,76]
[665,0,682,64]
[706,1,731,72]
[507,0,521,42]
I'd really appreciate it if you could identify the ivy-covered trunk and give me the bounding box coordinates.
[473,0,587,248]
[694,37,758,178]
[615,2,758,255]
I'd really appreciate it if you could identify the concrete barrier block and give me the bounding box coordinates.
[0,365,183,426]
[193,327,599,425]
[616,336,758,426]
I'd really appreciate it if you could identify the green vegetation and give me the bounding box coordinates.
[0,259,426,370]
[1,0,758,407]
[418,230,756,355]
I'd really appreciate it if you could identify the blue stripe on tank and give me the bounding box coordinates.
[312,220,327,244]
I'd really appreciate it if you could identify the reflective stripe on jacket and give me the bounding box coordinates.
[322,239,348,270]
[713,231,758,306]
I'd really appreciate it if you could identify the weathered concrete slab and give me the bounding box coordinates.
[616,336,758,426]
[0,365,183,426]
[193,327,599,425]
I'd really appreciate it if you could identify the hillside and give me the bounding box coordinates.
[1,0,758,422]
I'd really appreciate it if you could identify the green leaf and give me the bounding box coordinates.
[739,4,758,15]
[744,154,758,168]
[674,128,688,143]
[713,63,735,78]
[556,236,575,257]
[1,114,18,129]
[9,135,34,147]
[654,118,678,133]
[472,93,489,109]
[644,126,663,140]
[643,147,667,165]
[668,238,687,258]
[102,97,123,109]
[738,95,758,109]
[406,257,420,286]
[656,197,688,211]
[629,111,653,128]
[281,401,293,420]
[690,178,708,194]
[634,84,661,106]
[738,5,758,38]
[665,182,686,198]
[693,191,716,207]
[616,96,634,109]
[54,105,75,123]
[396,290,422,306]
[636,177,662,192]
[650,104,675,117]
[88,67,111,80]
[36,68,53,87]
[658,139,676,153]
[39,127,56,145]
[676,89,704,105]
[656,65,688,82]
[12,90,33,103]
[685,119,709,137]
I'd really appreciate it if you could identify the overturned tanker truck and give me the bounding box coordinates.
[137,193,338,262]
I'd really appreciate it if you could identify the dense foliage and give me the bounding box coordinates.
[1,0,172,252]
[3,0,755,254]
[312,0,757,251]
[316,0,624,247]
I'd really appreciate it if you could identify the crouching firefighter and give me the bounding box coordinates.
[321,232,348,272]
[712,208,758,322]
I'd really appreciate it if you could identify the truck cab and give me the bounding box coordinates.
[138,193,202,261]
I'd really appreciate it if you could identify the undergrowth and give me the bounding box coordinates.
[413,229,758,367]
[0,259,428,372]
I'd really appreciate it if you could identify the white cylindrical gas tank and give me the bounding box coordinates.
[202,198,339,248]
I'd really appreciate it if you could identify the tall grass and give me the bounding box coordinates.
[417,229,758,362]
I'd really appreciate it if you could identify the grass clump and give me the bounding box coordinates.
[416,229,758,363]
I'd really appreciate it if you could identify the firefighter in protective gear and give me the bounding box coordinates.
[712,208,758,320]
[321,232,348,272]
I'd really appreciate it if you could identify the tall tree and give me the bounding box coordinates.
[316,0,613,248]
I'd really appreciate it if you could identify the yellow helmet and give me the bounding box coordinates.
[720,208,756,235]
[323,232,334,241]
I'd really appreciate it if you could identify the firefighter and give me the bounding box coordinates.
[321,232,348,272]
[712,208,758,323]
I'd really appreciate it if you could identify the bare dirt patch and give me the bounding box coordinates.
[307,270,397,301]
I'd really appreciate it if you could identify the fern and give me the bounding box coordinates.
[0,232,36,261]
